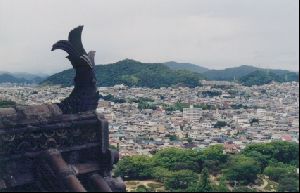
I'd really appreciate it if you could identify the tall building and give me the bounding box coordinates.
[183,105,202,122]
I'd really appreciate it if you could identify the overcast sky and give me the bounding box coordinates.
[0,0,299,74]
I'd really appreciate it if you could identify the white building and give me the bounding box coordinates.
[183,105,202,122]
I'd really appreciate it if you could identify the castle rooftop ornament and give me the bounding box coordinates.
[0,26,125,192]
[52,26,100,114]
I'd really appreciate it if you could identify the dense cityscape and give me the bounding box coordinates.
[1,81,298,157]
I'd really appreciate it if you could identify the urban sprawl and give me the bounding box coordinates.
[0,81,299,157]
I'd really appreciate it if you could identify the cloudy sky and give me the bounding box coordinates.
[0,0,299,74]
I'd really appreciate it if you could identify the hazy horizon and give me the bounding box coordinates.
[0,0,299,74]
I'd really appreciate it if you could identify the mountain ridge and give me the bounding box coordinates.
[42,59,205,88]
[0,72,48,84]
[164,61,210,73]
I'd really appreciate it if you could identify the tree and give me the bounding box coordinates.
[224,156,260,185]
[233,186,257,192]
[203,160,222,176]
[186,168,212,192]
[168,135,178,141]
[214,121,227,128]
[0,100,16,108]
[264,163,297,182]
[212,177,229,192]
[202,145,227,163]
[153,148,202,172]
[152,167,173,183]
[250,118,259,126]
[277,176,299,192]
[199,168,212,192]
[242,142,299,166]
[114,156,154,180]
[243,151,269,172]
[200,145,228,175]
[187,138,193,144]
[164,170,198,191]
[134,185,151,192]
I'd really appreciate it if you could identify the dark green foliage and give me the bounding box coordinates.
[100,94,126,103]
[114,156,154,180]
[194,104,216,110]
[202,90,222,97]
[212,177,230,192]
[138,102,157,110]
[242,151,269,172]
[167,135,179,141]
[162,102,190,112]
[153,148,202,172]
[224,155,260,184]
[186,168,212,192]
[232,186,257,192]
[201,145,228,163]
[231,104,248,109]
[250,118,259,126]
[152,167,173,183]
[242,141,299,166]
[134,185,152,192]
[42,59,204,88]
[0,100,16,108]
[115,142,299,192]
[164,170,198,191]
[201,145,228,175]
[214,121,228,128]
[264,163,297,182]
[277,176,299,192]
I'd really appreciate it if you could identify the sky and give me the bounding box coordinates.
[0,0,299,75]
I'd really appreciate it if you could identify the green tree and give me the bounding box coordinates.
[224,155,260,185]
[277,176,299,192]
[202,145,227,163]
[212,176,229,192]
[233,186,257,192]
[243,151,269,172]
[168,135,178,141]
[200,145,228,175]
[164,170,198,191]
[187,168,212,192]
[153,148,202,172]
[152,167,173,183]
[0,100,16,108]
[114,156,154,180]
[214,121,227,128]
[264,163,297,182]
[134,185,151,192]
[243,142,299,166]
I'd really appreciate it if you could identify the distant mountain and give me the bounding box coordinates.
[42,59,205,88]
[0,72,47,84]
[12,72,48,80]
[164,61,210,73]
[203,65,299,82]
[239,70,299,86]
[0,73,29,84]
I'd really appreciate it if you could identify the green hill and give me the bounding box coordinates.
[0,72,47,84]
[164,61,210,73]
[0,73,29,84]
[239,70,299,86]
[203,65,299,82]
[42,59,205,88]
